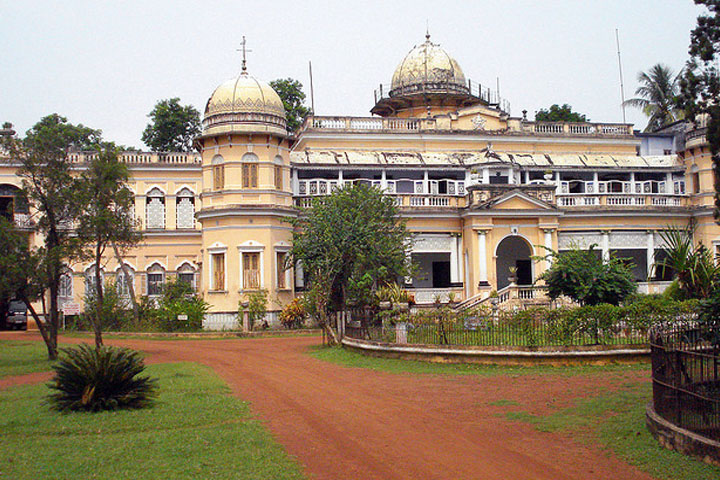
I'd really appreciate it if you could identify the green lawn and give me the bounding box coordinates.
[501,383,720,480]
[309,345,647,377]
[0,340,60,378]
[0,362,306,480]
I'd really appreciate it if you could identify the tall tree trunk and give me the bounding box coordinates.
[93,240,104,347]
[112,242,138,321]
[20,292,56,360]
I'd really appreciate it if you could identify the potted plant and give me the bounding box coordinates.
[508,266,518,285]
[447,291,458,307]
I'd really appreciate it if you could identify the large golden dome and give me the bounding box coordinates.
[390,34,468,95]
[202,71,287,137]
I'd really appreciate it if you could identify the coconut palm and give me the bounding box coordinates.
[624,64,683,132]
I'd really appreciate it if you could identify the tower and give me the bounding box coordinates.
[196,52,295,321]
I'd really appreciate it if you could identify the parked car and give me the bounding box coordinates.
[3,300,27,330]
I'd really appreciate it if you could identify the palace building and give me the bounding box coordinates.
[1,34,714,327]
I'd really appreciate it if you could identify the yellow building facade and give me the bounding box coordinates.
[0,35,714,327]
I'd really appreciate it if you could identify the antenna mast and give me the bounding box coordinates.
[309,61,315,115]
[615,29,627,124]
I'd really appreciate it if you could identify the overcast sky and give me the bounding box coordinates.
[1,1,706,148]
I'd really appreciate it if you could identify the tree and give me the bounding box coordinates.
[678,1,720,220]
[655,223,719,299]
[289,184,411,343]
[539,245,636,306]
[0,218,47,339]
[14,114,102,359]
[76,143,141,347]
[269,78,311,133]
[141,98,200,152]
[534,104,588,123]
[624,64,683,132]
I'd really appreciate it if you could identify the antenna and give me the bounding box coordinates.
[615,29,627,124]
[309,60,315,115]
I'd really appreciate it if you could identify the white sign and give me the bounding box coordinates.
[177,314,188,321]
[62,303,81,316]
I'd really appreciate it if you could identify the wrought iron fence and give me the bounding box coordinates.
[345,318,649,347]
[650,324,720,441]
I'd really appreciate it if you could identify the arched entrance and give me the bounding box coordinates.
[0,184,29,220]
[495,235,533,289]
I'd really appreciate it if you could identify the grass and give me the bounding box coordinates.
[501,383,720,480]
[0,340,61,378]
[0,362,306,480]
[308,345,647,377]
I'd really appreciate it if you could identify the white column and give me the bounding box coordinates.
[593,172,599,192]
[450,234,459,284]
[477,230,489,286]
[555,171,561,195]
[423,170,429,194]
[543,229,554,268]
[665,172,673,193]
[482,168,490,184]
[295,262,304,289]
[404,249,412,285]
[337,169,343,187]
[457,235,464,285]
[601,230,610,263]
[292,168,299,195]
[524,170,530,184]
[646,230,654,280]
[381,169,387,191]
[508,168,515,184]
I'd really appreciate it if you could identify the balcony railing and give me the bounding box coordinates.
[557,194,687,208]
[559,180,685,196]
[68,151,201,165]
[294,194,465,209]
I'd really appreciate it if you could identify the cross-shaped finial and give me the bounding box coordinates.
[237,36,252,73]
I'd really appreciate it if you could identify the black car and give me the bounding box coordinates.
[3,300,27,330]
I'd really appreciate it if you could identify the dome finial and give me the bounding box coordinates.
[237,36,252,74]
[425,20,430,41]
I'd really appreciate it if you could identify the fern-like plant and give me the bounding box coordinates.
[47,344,157,412]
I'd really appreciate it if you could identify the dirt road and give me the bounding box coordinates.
[1,332,654,480]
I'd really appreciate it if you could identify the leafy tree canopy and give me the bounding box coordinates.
[624,64,683,132]
[539,245,636,306]
[679,0,720,219]
[290,184,411,339]
[141,98,201,152]
[534,104,588,123]
[269,78,311,133]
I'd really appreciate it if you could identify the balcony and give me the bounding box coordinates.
[301,115,634,137]
[294,194,465,210]
[556,194,688,209]
[68,151,201,165]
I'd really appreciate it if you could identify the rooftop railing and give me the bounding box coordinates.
[67,151,201,165]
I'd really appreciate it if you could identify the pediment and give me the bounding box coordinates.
[481,189,556,211]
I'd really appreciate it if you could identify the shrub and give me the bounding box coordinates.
[279,298,306,329]
[153,279,209,332]
[240,289,268,330]
[47,344,157,412]
[82,280,132,331]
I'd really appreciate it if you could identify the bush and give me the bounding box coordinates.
[81,280,132,331]
[279,298,306,329]
[47,344,157,412]
[240,289,268,330]
[153,279,209,332]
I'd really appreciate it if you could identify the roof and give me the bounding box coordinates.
[289,150,681,169]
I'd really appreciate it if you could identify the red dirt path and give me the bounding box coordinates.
[1,331,656,480]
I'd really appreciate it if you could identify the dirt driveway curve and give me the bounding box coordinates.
[1,332,655,480]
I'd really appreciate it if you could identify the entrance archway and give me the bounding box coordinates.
[495,235,533,289]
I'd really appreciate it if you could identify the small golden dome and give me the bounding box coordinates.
[390,34,467,95]
[203,72,287,137]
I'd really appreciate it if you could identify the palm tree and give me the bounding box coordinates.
[624,64,683,132]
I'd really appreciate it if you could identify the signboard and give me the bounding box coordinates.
[62,302,81,316]
[177,314,188,321]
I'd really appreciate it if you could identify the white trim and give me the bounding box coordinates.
[174,185,196,196]
[145,260,168,271]
[145,186,167,196]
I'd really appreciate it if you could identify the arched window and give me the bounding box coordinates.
[176,188,195,229]
[177,263,197,291]
[116,266,135,297]
[146,263,165,296]
[274,156,284,190]
[241,153,259,188]
[146,188,165,229]
[212,155,224,190]
[59,267,73,299]
[84,265,104,296]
